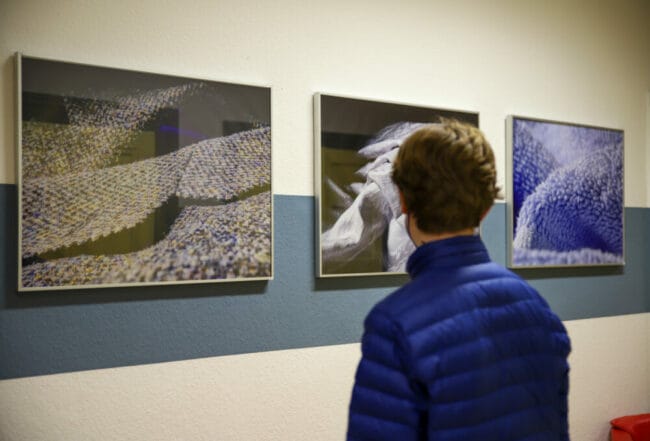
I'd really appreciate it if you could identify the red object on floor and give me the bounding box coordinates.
[611,414,650,441]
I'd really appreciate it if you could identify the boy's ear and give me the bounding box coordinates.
[399,191,408,214]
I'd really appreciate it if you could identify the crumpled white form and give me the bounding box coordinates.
[321,122,425,273]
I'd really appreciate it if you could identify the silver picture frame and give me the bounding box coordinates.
[314,92,479,277]
[16,52,273,291]
[506,115,625,269]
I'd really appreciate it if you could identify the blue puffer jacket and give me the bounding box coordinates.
[347,235,571,441]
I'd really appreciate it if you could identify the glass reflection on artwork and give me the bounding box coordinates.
[509,116,624,267]
[18,54,272,290]
[316,94,478,276]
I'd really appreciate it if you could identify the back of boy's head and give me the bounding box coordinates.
[391,119,499,234]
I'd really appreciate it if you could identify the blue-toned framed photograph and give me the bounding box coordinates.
[16,53,272,290]
[507,115,624,268]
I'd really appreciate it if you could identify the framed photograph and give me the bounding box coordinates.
[314,93,479,277]
[16,53,272,291]
[506,115,624,268]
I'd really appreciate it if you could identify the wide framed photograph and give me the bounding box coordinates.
[314,93,479,277]
[506,115,624,268]
[16,53,272,291]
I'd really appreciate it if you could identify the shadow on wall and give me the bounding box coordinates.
[314,273,409,292]
[513,266,624,281]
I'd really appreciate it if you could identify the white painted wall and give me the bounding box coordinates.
[0,344,360,441]
[0,1,649,440]
[0,314,648,441]
[567,314,650,441]
[1,0,649,205]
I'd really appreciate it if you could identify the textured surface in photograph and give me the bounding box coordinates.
[18,55,272,289]
[316,94,478,276]
[511,117,623,267]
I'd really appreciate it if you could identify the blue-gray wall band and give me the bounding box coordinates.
[0,184,648,379]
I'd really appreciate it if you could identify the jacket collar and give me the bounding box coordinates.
[406,234,491,278]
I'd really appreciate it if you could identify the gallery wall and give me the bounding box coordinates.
[1,1,649,440]
[645,91,650,206]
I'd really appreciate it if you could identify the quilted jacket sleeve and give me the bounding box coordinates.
[347,309,427,441]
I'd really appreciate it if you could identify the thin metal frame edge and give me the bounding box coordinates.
[506,114,625,270]
[16,52,274,291]
[314,92,479,278]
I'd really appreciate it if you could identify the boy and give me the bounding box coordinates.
[347,120,571,441]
